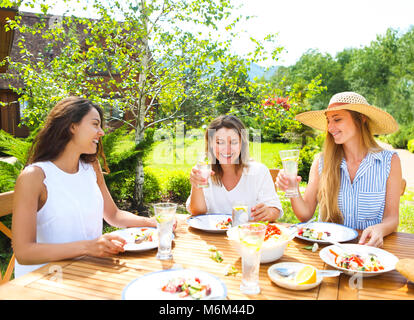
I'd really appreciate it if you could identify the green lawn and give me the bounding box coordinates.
[144,138,298,171]
[143,137,413,233]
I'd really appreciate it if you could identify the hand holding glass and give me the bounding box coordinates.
[196,152,211,188]
[238,223,266,295]
[279,149,300,198]
[152,203,177,260]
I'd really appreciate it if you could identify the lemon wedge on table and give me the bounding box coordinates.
[294,265,317,285]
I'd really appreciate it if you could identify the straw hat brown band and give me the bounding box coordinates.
[295,92,399,135]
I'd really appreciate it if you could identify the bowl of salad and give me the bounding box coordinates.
[226,222,294,263]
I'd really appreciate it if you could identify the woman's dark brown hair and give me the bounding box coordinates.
[27,96,109,171]
[205,115,250,186]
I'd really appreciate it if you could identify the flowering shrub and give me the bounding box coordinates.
[262,96,292,111]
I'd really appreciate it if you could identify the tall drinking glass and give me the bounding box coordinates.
[231,203,249,227]
[153,203,177,260]
[196,152,211,188]
[238,223,266,295]
[279,149,300,198]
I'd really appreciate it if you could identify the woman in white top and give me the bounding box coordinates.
[12,96,157,277]
[186,115,283,221]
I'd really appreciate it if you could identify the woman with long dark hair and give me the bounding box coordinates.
[12,96,156,278]
[186,115,283,222]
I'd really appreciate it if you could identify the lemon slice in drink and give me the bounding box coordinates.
[294,265,317,285]
[233,206,247,212]
[281,157,298,161]
[240,236,262,251]
[156,213,173,223]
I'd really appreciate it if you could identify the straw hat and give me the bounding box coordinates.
[295,92,399,135]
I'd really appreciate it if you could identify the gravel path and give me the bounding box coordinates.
[377,141,414,192]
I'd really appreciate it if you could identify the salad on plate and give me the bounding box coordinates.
[161,277,212,299]
[216,217,232,230]
[329,249,384,272]
[129,228,156,243]
[298,227,331,241]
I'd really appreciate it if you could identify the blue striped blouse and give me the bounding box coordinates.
[318,150,395,230]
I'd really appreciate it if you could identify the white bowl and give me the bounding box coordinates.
[226,223,294,263]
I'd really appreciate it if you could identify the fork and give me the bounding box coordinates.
[273,267,341,278]
[289,217,316,233]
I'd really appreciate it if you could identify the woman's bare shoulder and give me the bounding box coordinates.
[15,165,46,191]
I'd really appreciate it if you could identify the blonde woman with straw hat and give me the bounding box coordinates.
[275,92,402,247]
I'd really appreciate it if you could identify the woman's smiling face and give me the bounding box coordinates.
[70,107,105,154]
[212,127,241,164]
[326,109,360,145]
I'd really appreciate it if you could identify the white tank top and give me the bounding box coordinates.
[14,160,104,278]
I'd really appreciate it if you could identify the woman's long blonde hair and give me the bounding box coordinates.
[317,110,382,223]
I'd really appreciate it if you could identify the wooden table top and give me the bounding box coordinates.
[1,214,413,300]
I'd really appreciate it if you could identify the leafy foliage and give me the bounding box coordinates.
[385,125,414,149]
[0,130,31,192]
[408,139,414,153]
[3,0,295,207]
[165,170,192,203]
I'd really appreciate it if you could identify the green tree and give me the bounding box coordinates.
[2,0,284,209]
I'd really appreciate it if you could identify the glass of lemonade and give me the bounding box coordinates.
[196,152,211,188]
[153,203,177,260]
[232,203,249,227]
[238,223,266,295]
[279,149,300,198]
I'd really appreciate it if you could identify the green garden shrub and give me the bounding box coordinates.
[408,139,414,153]
[102,125,160,205]
[143,167,161,203]
[273,144,320,183]
[386,125,414,149]
[297,145,320,183]
[165,170,191,203]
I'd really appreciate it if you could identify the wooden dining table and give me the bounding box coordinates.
[0,214,413,301]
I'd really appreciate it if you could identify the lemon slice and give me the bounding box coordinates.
[240,236,262,251]
[233,206,247,212]
[294,265,317,285]
[156,213,173,223]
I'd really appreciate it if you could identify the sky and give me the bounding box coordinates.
[18,0,414,67]
[231,0,414,66]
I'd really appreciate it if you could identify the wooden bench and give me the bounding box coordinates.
[0,190,14,284]
[269,168,280,192]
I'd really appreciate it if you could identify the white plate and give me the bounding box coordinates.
[111,227,161,252]
[122,269,227,300]
[267,262,323,290]
[319,244,399,277]
[295,222,358,243]
[187,214,232,233]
